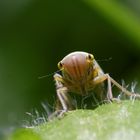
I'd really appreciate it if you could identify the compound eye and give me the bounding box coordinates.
[87,54,94,61]
[57,61,63,69]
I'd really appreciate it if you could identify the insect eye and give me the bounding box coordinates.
[87,54,94,61]
[57,61,63,69]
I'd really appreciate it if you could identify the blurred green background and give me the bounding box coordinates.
[0,0,140,137]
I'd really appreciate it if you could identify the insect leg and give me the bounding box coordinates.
[49,73,74,119]
[109,76,140,98]
[93,74,140,100]
[57,87,68,111]
[93,74,113,100]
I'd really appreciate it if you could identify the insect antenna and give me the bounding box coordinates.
[96,57,112,62]
[38,69,62,79]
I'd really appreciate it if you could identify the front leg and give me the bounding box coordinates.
[49,73,75,120]
[93,74,113,100]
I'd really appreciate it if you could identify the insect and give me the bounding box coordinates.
[53,51,140,116]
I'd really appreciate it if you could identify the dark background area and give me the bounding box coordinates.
[0,0,140,136]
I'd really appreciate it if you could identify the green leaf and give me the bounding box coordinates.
[6,101,140,140]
